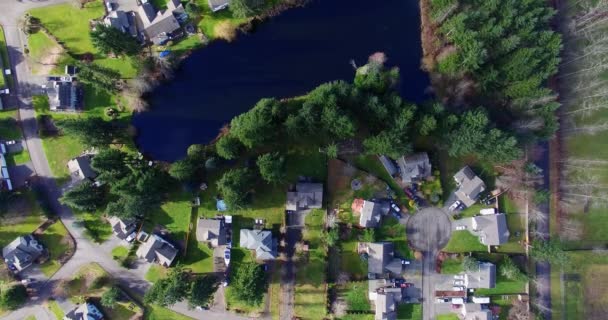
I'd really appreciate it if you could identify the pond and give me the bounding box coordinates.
[132,0,430,161]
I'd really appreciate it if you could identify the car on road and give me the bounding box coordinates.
[453,280,465,286]
[454,274,465,280]
[448,201,461,211]
[455,225,467,231]
[452,286,465,291]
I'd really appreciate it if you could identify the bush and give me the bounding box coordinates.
[0,284,27,310]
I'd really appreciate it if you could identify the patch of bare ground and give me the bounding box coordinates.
[30,44,64,76]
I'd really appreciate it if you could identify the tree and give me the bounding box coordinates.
[0,285,27,310]
[56,117,125,148]
[185,1,200,16]
[60,180,106,211]
[326,143,338,159]
[363,131,411,159]
[169,158,200,182]
[362,229,375,242]
[499,257,527,281]
[462,256,478,272]
[256,152,285,184]
[91,24,141,56]
[91,148,129,181]
[215,134,242,160]
[229,0,263,18]
[231,262,267,306]
[189,275,218,308]
[75,62,121,92]
[326,228,339,247]
[144,267,190,307]
[101,286,120,308]
[216,168,253,209]
[230,98,283,148]
[531,239,569,265]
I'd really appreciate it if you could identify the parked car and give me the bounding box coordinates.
[448,201,461,211]
[456,225,467,231]
[390,202,401,213]
[5,140,16,145]
[452,286,465,291]
[125,232,136,243]
[224,249,231,266]
[436,298,450,303]
[479,208,497,215]
[401,259,411,265]
[454,274,465,280]
[453,280,465,286]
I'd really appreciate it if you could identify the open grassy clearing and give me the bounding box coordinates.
[38,220,70,276]
[294,209,328,320]
[27,30,66,75]
[48,300,65,319]
[442,230,486,253]
[440,256,463,274]
[339,229,368,281]
[145,304,194,320]
[28,1,138,78]
[145,265,168,283]
[338,281,370,312]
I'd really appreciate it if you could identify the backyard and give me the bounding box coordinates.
[294,209,328,320]
[0,26,11,88]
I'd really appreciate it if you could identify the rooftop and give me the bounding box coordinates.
[454,166,486,207]
[397,153,432,184]
[239,229,277,260]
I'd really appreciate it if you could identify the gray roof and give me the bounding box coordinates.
[138,0,181,43]
[104,10,138,37]
[374,288,401,320]
[2,235,44,272]
[208,0,229,12]
[472,214,510,246]
[466,262,496,289]
[136,234,178,266]
[67,155,97,181]
[464,310,492,320]
[367,242,402,276]
[454,166,486,207]
[239,229,276,260]
[378,155,398,177]
[286,183,323,211]
[359,200,381,228]
[109,216,136,240]
[64,302,104,320]
[397,153,431,184]
[196,219,226,247]
[47,79,83,111]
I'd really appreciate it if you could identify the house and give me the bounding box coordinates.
[239,229,277,260]
[397,153,432,184]
[470,214,510,246]
[286,183,323,211]
[373,287,402,320]
[196,218,226,247]
[461,303,492,320]
[103,10,138,37]
[453,166,486,207]
[466,262,496,289]
[46,75,83,111]
[378,155,398,177]
[108,216,137,240]
[138,0,183,45]
[67,155,97,181]
[2,235,45,272]
[208,0,230,12]
[365,242,403,278]
[136,234,178,267]
[0,153,12,191]
[64,302,104,320]
[356,199,382,228]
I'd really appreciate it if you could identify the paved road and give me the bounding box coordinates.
[0,2,253,319]
[406,207,451,320]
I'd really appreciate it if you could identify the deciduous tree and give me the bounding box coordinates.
[256,152,285,184]
[231,262,267,306]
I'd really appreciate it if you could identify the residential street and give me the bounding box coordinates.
[0,1,252,319]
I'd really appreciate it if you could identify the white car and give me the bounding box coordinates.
[456,225,467,231]
[436,298,450,303]
[449,201,462,211]
[453,280,465,286]
[452,286,465,291]
[454,274,465,280]
[125,232,136,243]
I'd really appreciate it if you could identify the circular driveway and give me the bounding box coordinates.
[406,207,452,252]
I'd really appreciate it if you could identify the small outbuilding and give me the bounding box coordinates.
[196,218,226,247]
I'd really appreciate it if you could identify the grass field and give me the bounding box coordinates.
[48,300,65,319]
[440,256,463,274]
[339,229,368,280]
[28,1,138,78]
[145,265,168,283]
[27,30,65,75]
[0,110,22,140]
[146,305,194,320]
[377,217,411,258]
[38,220,70,276]
[340,281,370,312]
[294,209,328,320]
[397,304,422,320]
[442,230,486,253]
[0,26,11,88]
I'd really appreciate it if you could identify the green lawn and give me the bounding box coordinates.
[475,273,526,295]
[339,229,368,280]
[145,305,194,320]
[27,30,65,75]
[72,210,112,243]
[28,1,138,78]
[397,303,422,320]
[48,300,65,319]
[38,220,70,276]
[194,0,250,41]
[6,150,31,166]
[0,110,22,140]
[0,26,11,88]
[440,257,463,274]
[145,265,168,283]
[435,313,459,320]
[442,230,486,253]
[0,213,42,248]
[294,209,328,320]
[111,246,129,259]
[341,281,370,311]
[496,196,525,253]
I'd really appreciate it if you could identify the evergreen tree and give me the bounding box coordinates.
[60,180,106,211]
[0,285,27,310]
[189,275,218,308]
[91,24,141,56]
[256,152,285,184]
[101,286,120,308]
[216,134,242,160]
[56,117,124,148]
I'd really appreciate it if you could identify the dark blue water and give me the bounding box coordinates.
[133,0,430,161]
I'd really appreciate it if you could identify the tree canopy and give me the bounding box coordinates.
[189,275,218,308]
[144,267,190,307]
[56,117,125,148]
[216,168,253,209]
[256,152,285,184]
[101,286,120,308]
[60,180,106,211]
[91,24,141,56]
[231,262,267,306]
[0,284,27,310]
